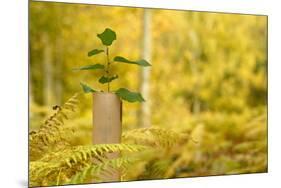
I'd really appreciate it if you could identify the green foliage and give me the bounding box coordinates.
[80,82,97,93]
[88,49,104,57]
[98,75,118,84]
[114,56,151,67]
[73,64,105,71]
[97,28,117,46]
[116,88,145,103]
[75,27,151,102]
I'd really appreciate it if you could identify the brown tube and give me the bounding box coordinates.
[92,92,122,182]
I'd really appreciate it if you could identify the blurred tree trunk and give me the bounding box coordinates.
[53,6,62,105]
[190,59,200,115]
[29,71,33,103]
[29,68,34,118]
[55,38,63,105]
[189,30,201,116]
[138,9,152,127]
[42,33,54,106]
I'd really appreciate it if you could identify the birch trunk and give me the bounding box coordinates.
[42,33,54,106]
[55,38,62,105]
[138,9,152,127]
[189,30,201,116]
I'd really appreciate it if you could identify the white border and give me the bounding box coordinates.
[1,0,280,188]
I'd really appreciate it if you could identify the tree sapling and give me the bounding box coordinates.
[74,28,151,103]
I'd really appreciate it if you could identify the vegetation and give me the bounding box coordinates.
[29,94,189,186]
[76,28,151,102]
[29,1,267,187]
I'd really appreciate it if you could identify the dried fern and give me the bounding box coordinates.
[58,144,147,168]
[29,144,146,187]
[29,92,195,187]
[122,127,189,148]
[119,127,193,180]
[29,93,80,161]
[69,156,138,184]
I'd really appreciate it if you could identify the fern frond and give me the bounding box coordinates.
[59,144,147,168]
[69,156,137,184]
[29,161,64,187]
[29,93,80,161]
[29,144,147,186]
[139,158,172,179]
[122,127,189,148]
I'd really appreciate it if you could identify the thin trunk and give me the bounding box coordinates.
[138,9,152,128]
[29,66,34,118]
[190,59,200,115]
[29,67,33,103]
[42,33,54,106]
[55,38,62,105]
[189,30,201,116]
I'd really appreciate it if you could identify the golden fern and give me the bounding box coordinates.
[30,126,189,186]
[29,93,80,161]
[69,156,139,184]
[122,127,190,148]
[120,127,195,180]
[29,92,194,187]
[59,144,147,168]
[30,144,146,187]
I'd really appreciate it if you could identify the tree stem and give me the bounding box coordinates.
[106,47,110,92]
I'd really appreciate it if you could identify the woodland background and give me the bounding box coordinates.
[29,1,267,184]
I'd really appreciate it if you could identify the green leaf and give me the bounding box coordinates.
[98,75,118,84]
[88,49,104,57]
[97,28,116,46]
[115,88,145,103]
[73,64,105,71]
[114,56,151,67]
[80,82,97,93]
